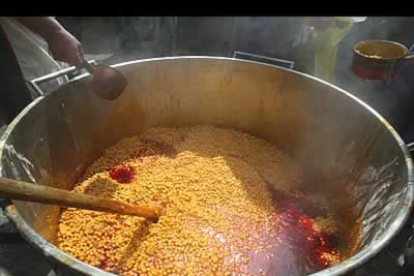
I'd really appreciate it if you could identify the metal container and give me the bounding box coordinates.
[352,40,414,81]
[0,57,413,276]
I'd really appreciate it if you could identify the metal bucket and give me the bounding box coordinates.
[0,57,413,276]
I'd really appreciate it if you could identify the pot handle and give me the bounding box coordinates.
[28,60,98,97]
[233,51,295,70]
[400,234,414,276]
[0,195,26,244]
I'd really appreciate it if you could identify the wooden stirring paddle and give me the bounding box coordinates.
[0,177,161,222]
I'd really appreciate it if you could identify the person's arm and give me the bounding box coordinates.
[14,17,84,67]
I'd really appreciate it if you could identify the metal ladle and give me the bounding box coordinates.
[82,58,128,101]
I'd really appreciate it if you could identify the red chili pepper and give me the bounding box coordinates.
[274,207,340,269]
[109,165,135,184]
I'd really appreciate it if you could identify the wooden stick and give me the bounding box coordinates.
[0,177,160,222]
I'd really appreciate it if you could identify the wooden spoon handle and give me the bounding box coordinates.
[0,177,160,222]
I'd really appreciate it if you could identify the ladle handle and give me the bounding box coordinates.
[0,177,160,222]
[29,60,98,97]
[82,58,96,74]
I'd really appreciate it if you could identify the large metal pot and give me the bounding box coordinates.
[0,57,413,276]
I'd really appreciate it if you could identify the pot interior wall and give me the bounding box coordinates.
[0,58,411,266]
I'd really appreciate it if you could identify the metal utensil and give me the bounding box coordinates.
[82,58,128,101]
[4,57,414,276]
[352,40,414,81]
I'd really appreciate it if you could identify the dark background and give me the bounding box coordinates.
[57,16,414,142]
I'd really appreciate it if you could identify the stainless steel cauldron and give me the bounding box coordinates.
[0,57,413,276]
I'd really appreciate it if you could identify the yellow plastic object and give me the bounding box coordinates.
[299,17,366,83]
[312,18,354,83]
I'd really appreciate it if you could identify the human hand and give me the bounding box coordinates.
[46,29,84,67]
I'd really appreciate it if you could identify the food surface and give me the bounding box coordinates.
[57,126,342,276]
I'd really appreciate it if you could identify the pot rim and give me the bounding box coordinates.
[354,39,409,61]
[1,56,413,276]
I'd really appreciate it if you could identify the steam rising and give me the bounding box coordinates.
[58,16,414,139]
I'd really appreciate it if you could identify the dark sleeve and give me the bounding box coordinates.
[0,23,33,123]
